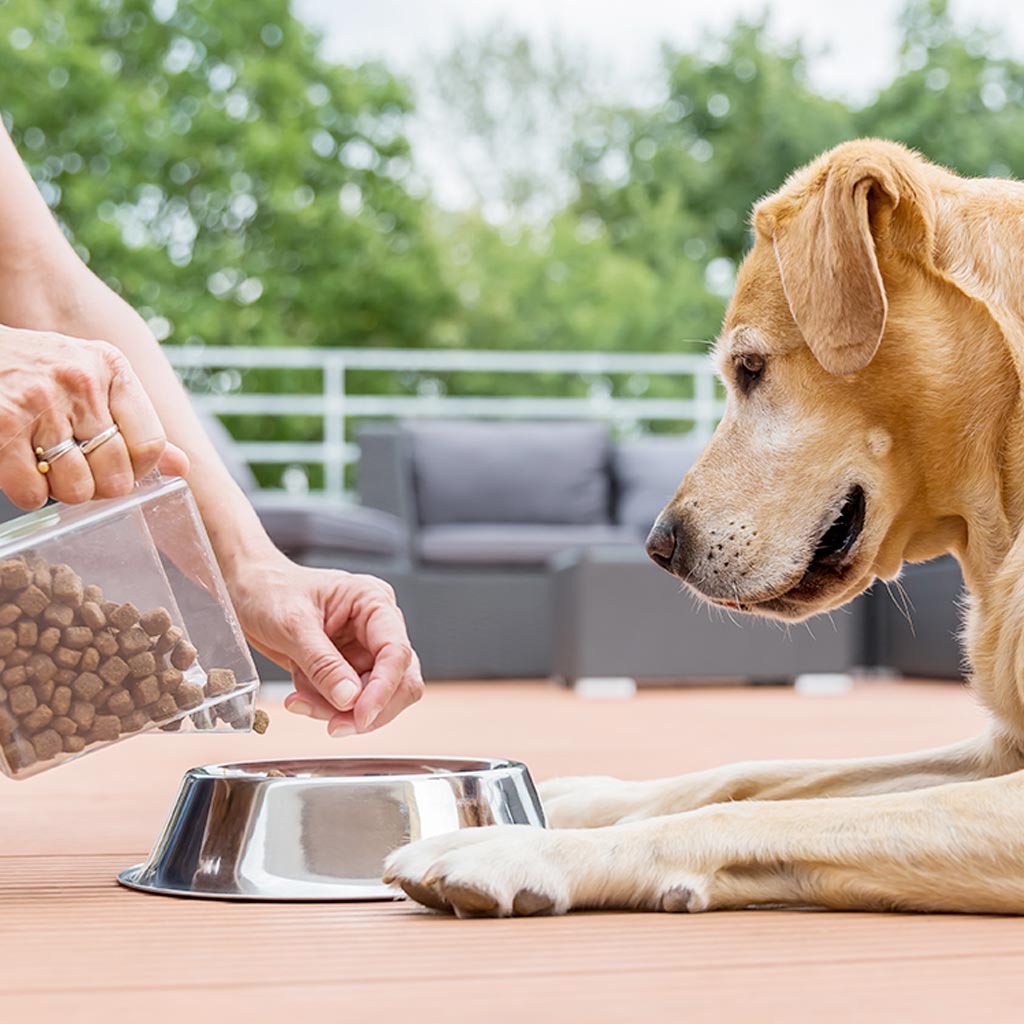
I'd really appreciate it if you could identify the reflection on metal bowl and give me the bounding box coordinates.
[118,756,545,901]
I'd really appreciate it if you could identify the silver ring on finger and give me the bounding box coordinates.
[78,423,120,456]
[34,437,78,475]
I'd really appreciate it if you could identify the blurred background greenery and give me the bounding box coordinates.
[0,0,1020,487]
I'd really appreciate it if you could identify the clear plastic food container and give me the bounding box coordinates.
[0,475,259,779]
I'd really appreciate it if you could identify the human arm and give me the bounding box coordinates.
[0,125,422,734]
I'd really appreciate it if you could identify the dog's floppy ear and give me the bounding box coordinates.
[761,161,899,376]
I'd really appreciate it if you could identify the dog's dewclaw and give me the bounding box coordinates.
[252,708,270,734]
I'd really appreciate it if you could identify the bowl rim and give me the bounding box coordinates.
[193,754,529,783]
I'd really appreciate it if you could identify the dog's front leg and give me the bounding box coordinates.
[386,770,1024,916]
[540,731,1022,827]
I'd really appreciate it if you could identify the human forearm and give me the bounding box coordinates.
[31,268,279,580]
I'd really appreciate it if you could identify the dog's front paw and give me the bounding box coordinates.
[538,775,657,828]
[383,825,573,917]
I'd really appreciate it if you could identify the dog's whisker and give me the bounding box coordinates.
[884,578,916,635]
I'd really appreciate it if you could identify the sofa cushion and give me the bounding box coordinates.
[614,436,705,536]
[251,496,405,557]
[406,421,612,526]
[418,523,636,567]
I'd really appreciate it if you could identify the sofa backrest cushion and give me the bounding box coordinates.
[614,436,705,535]
[406,420,612,526]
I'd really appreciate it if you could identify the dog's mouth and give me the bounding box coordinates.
[713,484,867,613]
[806,483,866,574]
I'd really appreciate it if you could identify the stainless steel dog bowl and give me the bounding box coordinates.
[118,756,545,901]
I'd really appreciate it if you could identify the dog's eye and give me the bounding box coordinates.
[734,353,766,393]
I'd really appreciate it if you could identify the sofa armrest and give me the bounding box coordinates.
[250,494,410,562]
[356,423,418,527]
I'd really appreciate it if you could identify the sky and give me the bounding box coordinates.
[291,0,1024,210]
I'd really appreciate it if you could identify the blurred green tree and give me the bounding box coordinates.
[430,21,859,346]
[858,0,1024,177]
[572,22,855,269]
[0,0,454,351]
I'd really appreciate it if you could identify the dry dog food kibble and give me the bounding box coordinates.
[170,640,197,671]
[252,709,270,735]
[140,607,172,636]
[0,554,249,776]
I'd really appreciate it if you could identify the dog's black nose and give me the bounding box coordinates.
[645,518,679,571]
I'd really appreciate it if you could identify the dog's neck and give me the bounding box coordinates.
[916,178,1024,594]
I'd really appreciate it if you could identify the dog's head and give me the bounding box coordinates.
[649,139,969,621]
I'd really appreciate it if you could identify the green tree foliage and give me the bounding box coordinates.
[571,22,855,275]
[433,1,1024,348]
[0,0,453,350]
[858,0,1024,176]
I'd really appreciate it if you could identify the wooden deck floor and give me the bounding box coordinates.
[3,678,1023,1022]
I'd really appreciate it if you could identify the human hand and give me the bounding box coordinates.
[0,323,188,509]
[229,554,423,736]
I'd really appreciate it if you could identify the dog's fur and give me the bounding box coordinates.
[384,139,1024,917]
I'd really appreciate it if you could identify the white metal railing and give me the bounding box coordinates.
[167,345,724,500]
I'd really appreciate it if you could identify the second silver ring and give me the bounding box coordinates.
[78,423,121,456]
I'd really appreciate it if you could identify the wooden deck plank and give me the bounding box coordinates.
[4,678,1020,1022]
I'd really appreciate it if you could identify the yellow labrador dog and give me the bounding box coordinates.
[384,138,1024,917]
